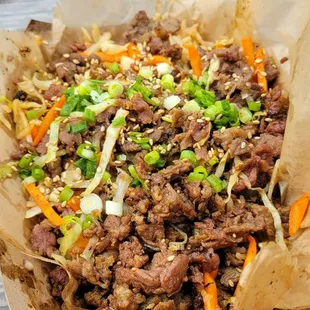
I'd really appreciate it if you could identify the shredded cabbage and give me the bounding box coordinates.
[83,109,129,195]
[206,55,220,89]
[168,223,188,251]
[215,150,230,178]
[240,173,286,250]
[17,79,45,103]
[80,236,99,260]
[59,216,83,256]
[25,206,42,218]
[268,159,280,199]
[32,72,53,91]
[0,96,13,130]
[86,99,116,115]
[12,99,31,139]
[45,119,61,164]
[224,156,243,203]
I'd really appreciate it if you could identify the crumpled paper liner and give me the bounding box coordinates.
[0,0,310,309]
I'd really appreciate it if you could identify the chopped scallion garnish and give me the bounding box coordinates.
[180,150,197,165]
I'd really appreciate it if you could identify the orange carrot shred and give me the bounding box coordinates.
[94,51,128,63]
[147,55,171,65]
[31,125,40,140]
[67,195,81,212]
[255,47,268,93]
[33,95,66,146]
[26,183,64,226]
[184,44,202,78]
[201,272,218,310]
[79,51,89,57]
[234,235,257,296]
[243,235,257,269]
[289,193,310,236]
[128,43,141,60]
[242,37,255,67]
[74,236,89,249]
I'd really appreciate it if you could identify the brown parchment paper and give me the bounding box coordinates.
[1,0,310,309]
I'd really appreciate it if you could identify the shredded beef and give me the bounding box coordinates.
[136,220,165,248]
[103,215,131,244]
[119,236,149,268]
[155,17,180,39]
[96,106,117,126]
[49,266,69,297]
[265,85,289,116]
[266,119,286,134]
[265,61,279,82]
[108,284,145,310]
[44,84,64,101]
[131,94,154,124]
[46,157,62,179]
[59,122,82,154]
[84,287,107,307]
[189,249,220,273]
[30,221,57,257]
[220,267,241,288]
[55,62,77,84]
[124,10,153,43]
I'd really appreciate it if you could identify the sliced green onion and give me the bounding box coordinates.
[71,120,88,133]
[31,165,45,181]
[128,132,150,144]
[90,90,110,104]
[215,100,231,116]
[84,108,95,122]
[86,99,115,116]
[85,160,97,179]
[19,168,31,180]
[198,71,209,86]
[229,104,239,123]
[108,81,124,98]
[239,107,253,124]
[76,144,96,161]
[194,166,208,178]
[157,63,173,76]
[130,77,154,104]
[206,174,226,193]
[182,80,196,97]
[76,81,102,96]
[19,154,33,169]
[128,164,143,187]
[139,67,153,79]
[110,62,120,74]
[154,158,165,168]
[102,171,111,182]
[76,98,92,112]
[26,109,40,121]
[144,151,160,165]
[141,143,151,150]
[161,74,175,92]
[248,101,261,112]
[188,172,205,182]
[74,158,87,176]
[214,116,229,128]
[195,89,216,108]
[163,95,181,110]
[60,96,80,117]
[204,105,221,121]
[116,154,127,162]
[127,87,138,100]
[208,156,219,166]
[59,186,74,202]
[82,214,94,230]
[112,116,126,128]
[162,115,172,123]
[180,150,197,165]
[182,99,201,112]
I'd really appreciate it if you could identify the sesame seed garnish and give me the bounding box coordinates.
[146,128,154,134]
[167,144,172,151]
[72,59,80,65]
[63,53,70,58]
[133,124,140,130]
[255,58,262,64]
[265,117,273,122]
[232,233,237,238]
[196,119,204,123]
[188,116,194,121]
[228,280,234,287]
[247,132,252,139]
[149,139,154,146]
[218,153,224,159]
[241,142,246,149]
[220,126,226,133]
[167,255,175,262]
[114,161,122,165]
[254,136,261,140]
[39,187,45,194]
[253,120,260,124]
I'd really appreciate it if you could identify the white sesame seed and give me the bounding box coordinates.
[220,126,226,133]
[228,280,234,287]
[255,58,263,64]
[167,144,172,151]
[265,118,273,122]
[188,116,194,121]
[253,120,260,124]
[146,128,155,134]
[260,71,267,77]
[61,201,66,207]
[196,119,204,123]
[84,140,91,144]
[72,59,80,65]
[63,53,70,58]
[218,153,224,159]
[39,187,45,194]
[232,233,237,238]
[149,139,154,146]
[167,255,175,262]
[247,132,252,139]
[24,260,34,271]
[245,82,251,87]
[254,136,261,140]
[241,142,246,149]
